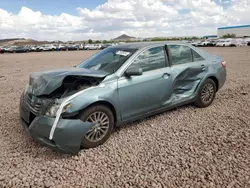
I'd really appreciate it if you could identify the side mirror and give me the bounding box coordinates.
[125,66,143,77]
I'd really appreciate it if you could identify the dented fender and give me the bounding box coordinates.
[66,80,121,121]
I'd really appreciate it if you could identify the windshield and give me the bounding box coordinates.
[77,47,137,73]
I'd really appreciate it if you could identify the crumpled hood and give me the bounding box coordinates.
[28,68,108,96]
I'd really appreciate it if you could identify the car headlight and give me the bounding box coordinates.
[45,101,72,117]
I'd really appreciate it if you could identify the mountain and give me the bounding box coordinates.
[113,34,137,41]
[0,38,62,46]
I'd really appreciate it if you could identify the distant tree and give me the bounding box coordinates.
[95,40,101,44]
[102,40,108,44]
[222,33,236,38]
[191,36,200,40]
[88,39,93,44]
[151,37,167,41]
[171,37,179,41]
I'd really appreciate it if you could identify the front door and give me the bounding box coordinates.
[117,46,172,121]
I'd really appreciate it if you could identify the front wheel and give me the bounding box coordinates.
[194,79,216,108]
[80,105,114,149]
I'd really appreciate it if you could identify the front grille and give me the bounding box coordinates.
[25,94,42,116]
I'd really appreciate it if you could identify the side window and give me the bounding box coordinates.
[192,50,204,61]
[168,45,193,65]
[130,46,166,72]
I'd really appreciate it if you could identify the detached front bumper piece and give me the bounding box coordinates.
[20,97,94,154]
[20,117,94,154]
[21,116,93,154]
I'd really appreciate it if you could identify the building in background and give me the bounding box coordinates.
[217,25,250,37]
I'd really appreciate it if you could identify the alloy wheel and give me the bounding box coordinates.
[201,83,214,104]
[85,111,110,142]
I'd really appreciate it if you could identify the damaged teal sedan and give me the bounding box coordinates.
[19,42,227,154]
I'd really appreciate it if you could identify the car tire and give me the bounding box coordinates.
[194,78,216,108]
[79,105,114,149]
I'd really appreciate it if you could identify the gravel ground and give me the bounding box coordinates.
[0,48,249,188]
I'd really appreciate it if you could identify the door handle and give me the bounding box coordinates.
[162,73,170,79]
[201,64,206,71]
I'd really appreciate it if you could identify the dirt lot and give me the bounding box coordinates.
[0,48,249,187]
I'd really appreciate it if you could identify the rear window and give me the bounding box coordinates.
[168,45,204,65]
[192,50,204,61]
[168,45,193,65]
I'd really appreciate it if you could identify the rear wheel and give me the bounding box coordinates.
[80,105,114,149]
[194,79,216,108]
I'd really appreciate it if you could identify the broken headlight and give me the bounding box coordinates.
[24,84,29,93]
[45,100,72,117]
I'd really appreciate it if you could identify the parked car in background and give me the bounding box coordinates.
[216,38,247,47]
[19,42,227,154]
[216,39,230,47]
[38,44,57,51]
[78,44,85,50]
[84,44,102,50]
[191,41,201,47]
[200,40,211,46]
[12,46,31,53]
[37,45,46,51]
[58,44,67,51]
[207,40,219,47]
[102,44,112,49]
[16,46,31,53]
[243,38,250,46]
[0,46,5,53]
[30,45,40,52]
[230,38,247,47]
[67,44,79,51]
[5,46,17,53]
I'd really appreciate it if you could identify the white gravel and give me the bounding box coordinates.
[0,48,249,187]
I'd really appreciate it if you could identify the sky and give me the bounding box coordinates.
[0,0,249,41]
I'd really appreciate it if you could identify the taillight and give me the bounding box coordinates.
[221,61,226,67]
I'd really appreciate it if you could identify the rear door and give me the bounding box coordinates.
[162,44,208,105]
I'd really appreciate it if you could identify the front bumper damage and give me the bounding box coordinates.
[20,93,95,155]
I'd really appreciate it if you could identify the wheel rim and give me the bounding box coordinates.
[201,83,214,103]
[85,111,110,142]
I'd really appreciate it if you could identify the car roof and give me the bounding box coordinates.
[111,41,193,49]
